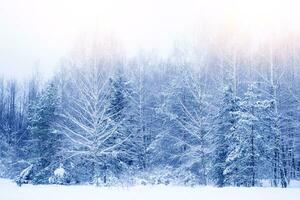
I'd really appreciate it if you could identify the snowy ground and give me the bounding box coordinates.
[1,179,300,200]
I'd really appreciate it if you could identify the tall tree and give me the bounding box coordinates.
[27,83,60,184]
[224,84,266,186]
[211,86,239,187]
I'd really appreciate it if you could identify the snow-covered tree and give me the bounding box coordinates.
[26,83,60,184]
[224,84,266,186]
[211,85,239,187]
[150,62,212,185]
[57,65,133,185]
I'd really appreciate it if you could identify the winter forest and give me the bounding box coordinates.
[1,31,300,188]
[1,1,300,193]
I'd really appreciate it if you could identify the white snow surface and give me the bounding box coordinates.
[1,179,300,200]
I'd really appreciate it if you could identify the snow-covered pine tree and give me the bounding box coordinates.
[26,83,60,184]
[211,85,239,187]
[224,83,266,186]
[105,69,145,182]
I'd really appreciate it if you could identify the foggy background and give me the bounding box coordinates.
[0,0,299,79]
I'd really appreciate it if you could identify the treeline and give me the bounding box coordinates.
[0,37,300,187]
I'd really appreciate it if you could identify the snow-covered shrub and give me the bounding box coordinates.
[15,164,33,186]
[31,165,53,184]
[49,164,69,185]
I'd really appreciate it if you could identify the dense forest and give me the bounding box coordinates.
[1,34,300,188]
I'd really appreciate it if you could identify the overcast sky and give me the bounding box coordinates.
[0,0,299,80]
[0,0,202,80]
[0,0,83,79]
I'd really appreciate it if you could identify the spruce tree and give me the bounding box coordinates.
[211,85,239,187]
[224,84,265,186]
[27,83,60,184]
[106,70,139,182]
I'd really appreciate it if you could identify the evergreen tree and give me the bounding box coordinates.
[106,70,141,181]
[27,83,60,184]
[224,84,265,186]
[211,86,239,187]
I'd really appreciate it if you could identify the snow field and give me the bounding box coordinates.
[1,179,300,200]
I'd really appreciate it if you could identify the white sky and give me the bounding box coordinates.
[0,0,299,79]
